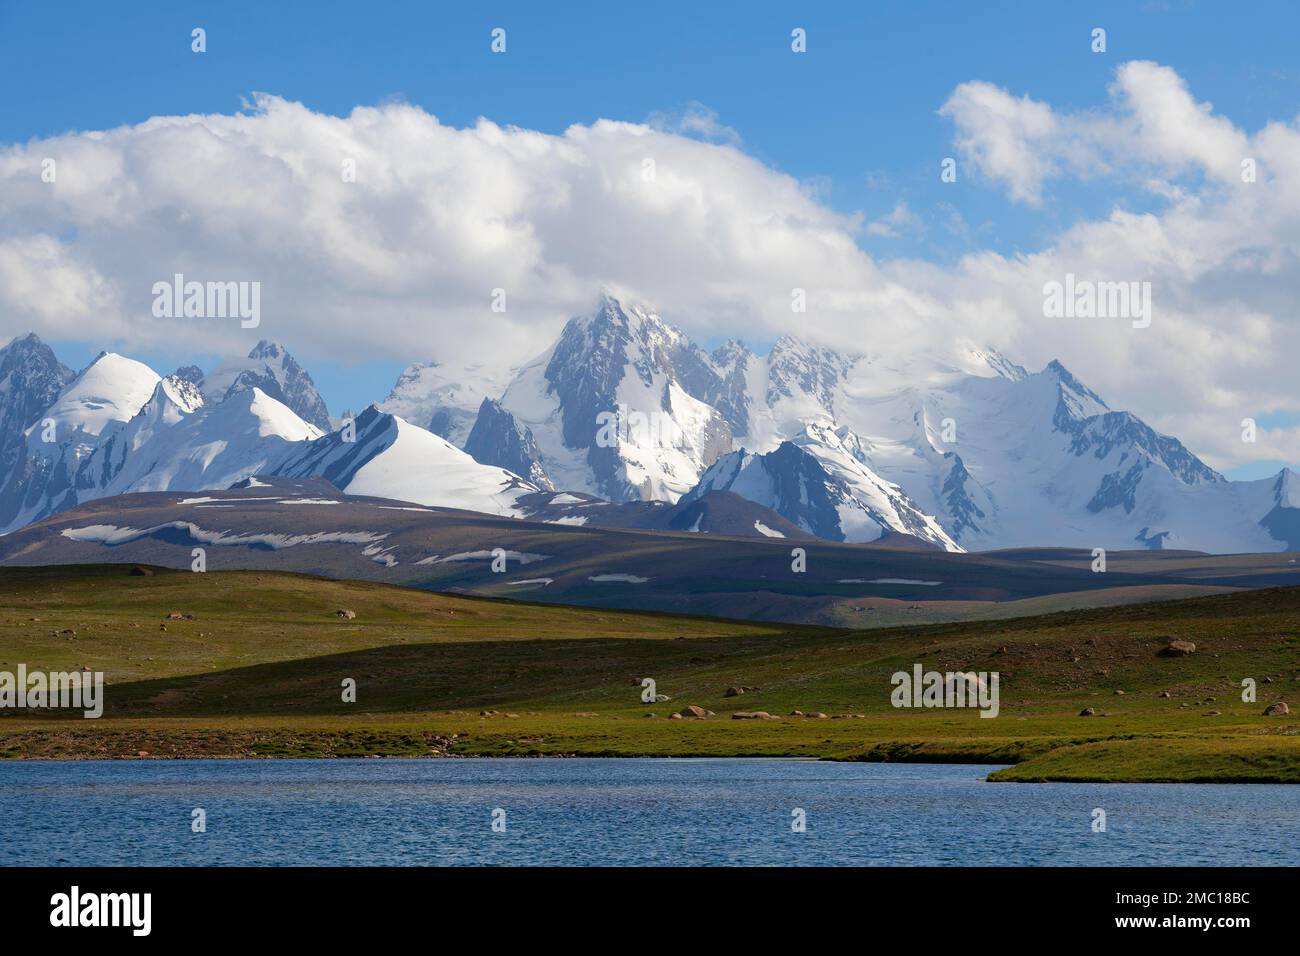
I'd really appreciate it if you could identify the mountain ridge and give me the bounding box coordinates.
[0,299,1295,554]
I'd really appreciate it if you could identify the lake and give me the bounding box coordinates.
[1,758,1296,866]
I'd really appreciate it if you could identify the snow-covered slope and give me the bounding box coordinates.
[379,360,514,445]
[39,352,161,439]
[269,405,540,517]
[92,385,321,495]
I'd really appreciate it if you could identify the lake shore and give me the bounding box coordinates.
[1,565,1297,783]
[4,716,1300,783]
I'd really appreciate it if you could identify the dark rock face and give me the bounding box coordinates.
[704,340,754,435]
[686,442,847,541]
[464,399,554,491]
[939,452,988,540]
[271,405,395,488]
[169,365,206,387]
[0,334,76,530]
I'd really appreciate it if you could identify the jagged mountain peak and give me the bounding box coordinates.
[154,375,204,418]
[1043,358,1110,413]
[765,336,859,411]
[247,339,287,360]
[201,340,331,432]
[711,339,753,364]
[169,364,205,388]
[1272,467,1300,506]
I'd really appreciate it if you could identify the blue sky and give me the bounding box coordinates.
[2,0,1298,477]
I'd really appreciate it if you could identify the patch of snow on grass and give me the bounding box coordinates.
[62,523,386,550]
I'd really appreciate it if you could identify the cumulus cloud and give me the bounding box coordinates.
[939,60,1252,203]
[0,63,1298,474]
[0,94,918,370]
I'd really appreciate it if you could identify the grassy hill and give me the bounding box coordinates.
[0,564,1297,781]
[3,482,1275,627]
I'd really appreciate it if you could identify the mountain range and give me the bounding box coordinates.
[0,292,1296,553]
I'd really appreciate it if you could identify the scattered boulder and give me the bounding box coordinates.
[789,710,804,717]
[129,566,154,576]
[724,686,745,697]
[1160,639,1196,657]
[1205,710,1221,716]
[1264,701,1291,717]
[1078,707,1097,717]
[1158,690,1171,698]
[165,612,194,621]
[654,694,671,702]
[806,712,829,719]
[669,713,682,720]
[732,711,776,720]
[336,609,357,620]
[677,705,708,719]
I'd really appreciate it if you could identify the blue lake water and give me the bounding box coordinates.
[1,758,1296,866]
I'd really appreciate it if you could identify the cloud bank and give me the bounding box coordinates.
[1,61,1298,472]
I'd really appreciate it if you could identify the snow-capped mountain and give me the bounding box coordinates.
[1,301,1296,556]
[0,343,326,532]
[269,405,541,516]
[0,352,161,532]
[199,339,332,432]
[686,422,959,549]
[89,382,322,495]
[438,292,1296,554]
[496,294,733,502]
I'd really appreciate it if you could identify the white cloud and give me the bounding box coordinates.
[0,94,915,371]
[939,60,1253,203]
[865,200,920,239]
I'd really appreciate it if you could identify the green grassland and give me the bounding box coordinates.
[0,564,1297,782]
